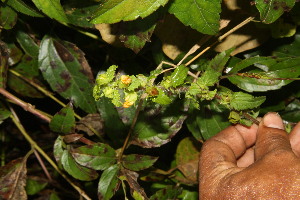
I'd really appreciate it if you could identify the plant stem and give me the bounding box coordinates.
[10,108,92,200]
[118,93,147,160]
[0,88,51,122]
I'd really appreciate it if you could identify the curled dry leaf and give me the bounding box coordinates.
[75,113,104,136]
[95,24,123,47]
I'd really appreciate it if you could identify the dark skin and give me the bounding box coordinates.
[199,112,300,199]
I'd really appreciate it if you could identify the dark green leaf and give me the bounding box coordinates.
[179,190,198,200]
[16,30,39,58]
[119,12,158,53]
[31,0,69,23]
[25,177,48,195]
[61,150,98,181]
[6,0,44,17]
[7,42,23,66]
[186,100,230,140]
[64,2,98,28]
[49,105,75,134]
[230,92,266,111]
[96,97,127,147]
[91,0,169,24]
[71,143,117,170]
[0,5,17,30]
[131,101,187,148]
[122,154,158,171]
[150,185,182,200]
[0,41,9,89]
[0,151,32,200]
[228,57,300,92]
[170,65,189,87]
[281,99,300,122]
[0,105,11,124]
[39,36,96,113]
[273,33,300,57]
[168,0,221,35]
[255,0,295,23]
[98,164,120,200]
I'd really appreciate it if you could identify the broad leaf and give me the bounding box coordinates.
[150,185,182,200]
[0,151,32,200]
[168,0,221,35]
[91,0,169,24]
[175,137,200,183]
[53,136,64,169]
[31,0,68,23]
[0,105,11,124]
[122,154,158,171]
[61,150,98,181]
[281,99,300,122]
[71,143,117,170]
[228,57,300,92]
[16,30,39,58]
[230,92,266,111]
[186,100,230,140]
[98,164,120,200]
[7,42,23,66]
[0,41,9,89]
[6,0,44,17]
[49,105,75,134]
[131,101,187,148]
[39,36,96,113]
[255,0,295,23]
[0,5,17,30]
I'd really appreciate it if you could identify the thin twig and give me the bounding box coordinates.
[9,107,92,200]
[33,149,52,181]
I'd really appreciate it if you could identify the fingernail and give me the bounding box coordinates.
[262,112,284,130]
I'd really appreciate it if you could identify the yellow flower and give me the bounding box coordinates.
[120,75,132,85]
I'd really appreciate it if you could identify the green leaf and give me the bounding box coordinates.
[208,48,234,72]
[31,0,69,23]
[122,154,158,171]
[179,190,198,200]
[186,100,230,140]
[170,65,189,87]
[230,92,266,111]
[228,57,300,92]
[0,5,17,30]
[53,136,64,169]
[152,88,172,105]
[95,65,117,86]
[16,30,39,58]
[61,150,98,181]
[98,164,120,200]
[168,0,221,35]
[197,69,221,87]
[150,185,182,200]
[49,105,75,134]
[6,0,44,17]
[71,143,117,170]
[0,105,11,124]
[7,42,23,66]
[91,0,169,24]
[25,178,47,195]
[39,36,96,113]
[0,41,9,89]
[132,101,187,148]
[255,0,295,23]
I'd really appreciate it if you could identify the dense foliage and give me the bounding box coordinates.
[0,0,300,199]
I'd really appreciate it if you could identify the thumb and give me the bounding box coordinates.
[255,112,292,161]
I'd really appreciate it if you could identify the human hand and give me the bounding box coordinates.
[199,112,300,199]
